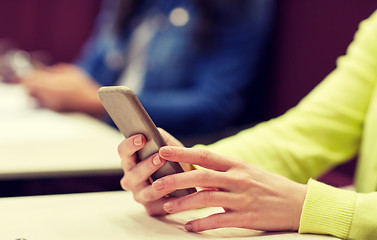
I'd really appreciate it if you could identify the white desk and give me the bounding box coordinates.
[0,82,124,180]
[0,191,339,240]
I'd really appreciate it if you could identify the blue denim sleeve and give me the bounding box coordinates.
[74,0,121,86]
[139,0,276,136]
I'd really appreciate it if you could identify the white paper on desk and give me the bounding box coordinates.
[0,82,82,143]
[0,109,96,144]
[0,110,124,176]
[0,81,115,143]
[0,83,124,176]
[0,82,37,114]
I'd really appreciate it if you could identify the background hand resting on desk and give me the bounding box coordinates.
[118,129,308,233]
[21,63,105,118]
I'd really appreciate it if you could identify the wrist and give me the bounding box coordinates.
[291,182,308,231]
[87,95,106,119]
[82,84,106,119]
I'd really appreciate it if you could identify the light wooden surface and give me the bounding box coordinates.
[0,191,339,240]
[0,83,124,179]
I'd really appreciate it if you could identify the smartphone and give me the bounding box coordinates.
[98,86,196,197]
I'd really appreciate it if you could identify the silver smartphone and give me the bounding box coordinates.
[98,86,196,197]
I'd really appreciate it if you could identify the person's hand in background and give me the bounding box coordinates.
[21,63,105,118]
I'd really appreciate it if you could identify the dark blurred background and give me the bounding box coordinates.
[1,0,377,191]
[0,0,102,62]
[269,1,377,118]
[1,0,376,118]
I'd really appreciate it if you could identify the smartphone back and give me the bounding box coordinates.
[98,86,196,197]
[98,86,164,160]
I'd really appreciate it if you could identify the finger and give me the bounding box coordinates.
[28,86,51,107]
[163,190,241,214]
[26,69,51,82]
[120,173,149,194]
[159,147,235,172]
[152,170,234,194]
[133,183,172,205]
[22,75,44,90]
[123,176,172,214]
[157,129,193,171]
[144,197,171,216]
[23,73,54,94]
[118,135,146,171]
[41,96,63,112]
[185,211,249,232]
[120,169,149,195]
[32,62,48,70]
[120,176,130,191]
[124,154,166,191]
[49,62,70,71]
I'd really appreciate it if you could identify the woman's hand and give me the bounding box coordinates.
[118,129,184,216]
[153,146,308,233]
[118,130,308,233]
[21,63,105,118]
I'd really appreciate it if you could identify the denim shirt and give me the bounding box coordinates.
[76,0,275,136]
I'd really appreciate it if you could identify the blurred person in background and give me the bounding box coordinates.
[18,0,275,137]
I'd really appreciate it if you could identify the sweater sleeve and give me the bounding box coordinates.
[200,9,377,184]
[300,179,377,240]
[195,9,377,240]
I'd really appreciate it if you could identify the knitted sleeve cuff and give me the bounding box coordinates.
[299,179,356,239]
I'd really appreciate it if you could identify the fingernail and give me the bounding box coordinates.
[160,147,173,157]
[133,136,142,146]
[185,223,193,232]
[153,179,164,191]
[163,202,173,213]
[152,155,162,166]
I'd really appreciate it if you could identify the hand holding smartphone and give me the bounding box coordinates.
[98,86,196,197]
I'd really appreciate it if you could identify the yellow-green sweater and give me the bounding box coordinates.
[201,9,377,240]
